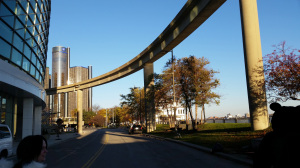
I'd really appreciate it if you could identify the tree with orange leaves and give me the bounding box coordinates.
[263,41,300,102]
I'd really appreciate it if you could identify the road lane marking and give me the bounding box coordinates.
[81,133,109,168]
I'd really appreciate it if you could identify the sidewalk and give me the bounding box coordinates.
[10,128,98,158]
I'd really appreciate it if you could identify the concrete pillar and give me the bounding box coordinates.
[239,0,269,130]
[77,90,83,134]
[13,98,17,136]
[144,63,156,132]
[34,106,42,135]
[23,98,34,138]
[65,93,68,118]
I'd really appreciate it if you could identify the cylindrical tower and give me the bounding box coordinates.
[52,46,69,118]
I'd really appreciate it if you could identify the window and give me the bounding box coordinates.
[16,29,25,39]
[31,49,37,65]
[0,39,11,59]
[1,16,14,30]
[11,49,22,66]
[0,20,13,42]
[22,56,30,72]
[20,1,28,13]
[0,97,7,124]
[30,63,36,77]
[14,19,23,30]
[0,3,13,16]
[13,34,23,52]
[4,0,16,11]
[23,44,31,59]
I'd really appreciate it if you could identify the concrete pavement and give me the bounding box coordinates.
[9,127,253,166]
[144,134,253,166]
[9,128,98,159]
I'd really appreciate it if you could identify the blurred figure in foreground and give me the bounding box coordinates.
[13,135,48,168]
[254,103,300,167]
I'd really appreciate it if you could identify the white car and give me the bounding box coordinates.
[0,124,13,158]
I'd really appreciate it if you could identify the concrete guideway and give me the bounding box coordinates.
[46,0,227,134]
[46,0,226,94]
[46,0,269,132]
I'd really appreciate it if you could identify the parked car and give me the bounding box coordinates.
[128,124,143,134]
[0,124,13,158]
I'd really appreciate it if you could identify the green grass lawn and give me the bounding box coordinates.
[151,123,272,153]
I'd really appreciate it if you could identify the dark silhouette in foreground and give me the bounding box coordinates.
[254,103,300,167]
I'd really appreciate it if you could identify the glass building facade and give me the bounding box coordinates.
[0,0,51,140]
[52,46,69,118]
[0,0,51,85]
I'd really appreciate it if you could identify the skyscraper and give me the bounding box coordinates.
[68,66,92,117]
[51,46,69,118]
[49,47,92,121]
[0,0,51,139]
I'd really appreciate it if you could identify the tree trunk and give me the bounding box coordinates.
[185,105,188,130]
[187,103,195,130]
[200,105,203,124]
[195,104,198,129]
[203,105,206,123]
[174,107,177,125]
[167,108,171,128]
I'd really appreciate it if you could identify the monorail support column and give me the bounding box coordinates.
[144,63,156,133]
[239,0,269,130]
[77,89,83,134]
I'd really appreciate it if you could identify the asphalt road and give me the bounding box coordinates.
[46,128,251,168]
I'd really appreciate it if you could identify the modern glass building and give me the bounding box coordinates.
[48,46,92,122]
[52,46,69,118]
[0,0,51,140]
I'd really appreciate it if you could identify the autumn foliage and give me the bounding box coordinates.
[263,41,300,102]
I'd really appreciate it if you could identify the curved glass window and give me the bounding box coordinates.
[22,57,30,72]
[1,16,14,29]
[5,0,16,11]
[30,63,36,77]
[0,0,51,86]
[0,20,13,42]
[0,3,11,17]
[0,39,11,59]
[14,18,23,30]
[11,49,22,66]
[13,34,24,52]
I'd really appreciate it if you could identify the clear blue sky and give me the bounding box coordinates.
[47,0,300,117]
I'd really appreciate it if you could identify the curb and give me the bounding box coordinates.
[144,134,253,166]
